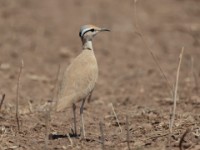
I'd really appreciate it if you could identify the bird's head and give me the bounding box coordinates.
[79,24,110,42]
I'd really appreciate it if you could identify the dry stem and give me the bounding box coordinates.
[16,60,24,132]
[126,115,131,150]
[53,64,61,111]
[169,47,184,133]
[45,64,61,148]
[133,0,173,94]
[191,57,199,92]
[99,121,105,150]
[110,103,122,133]
[179,128,190,150]
[45,107,50,150]
[66,133,73,147]
[0,94,5,111]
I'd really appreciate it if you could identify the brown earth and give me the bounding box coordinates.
[0,0,200,149]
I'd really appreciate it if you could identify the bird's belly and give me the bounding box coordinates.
[72,64,98,96]
[59,61,98,102]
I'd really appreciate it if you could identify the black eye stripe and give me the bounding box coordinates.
[79,28,95,37]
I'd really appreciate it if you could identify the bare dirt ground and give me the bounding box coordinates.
[0,0,200,149]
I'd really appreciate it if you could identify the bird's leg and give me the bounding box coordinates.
[80,98,86,139]
[72,103,77,136]
[87,90,93,103]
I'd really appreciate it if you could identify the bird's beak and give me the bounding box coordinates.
[100,28,110,32]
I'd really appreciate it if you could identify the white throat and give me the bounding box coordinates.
[83,40,93,50]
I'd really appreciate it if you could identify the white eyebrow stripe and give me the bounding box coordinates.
[81,28,92,37]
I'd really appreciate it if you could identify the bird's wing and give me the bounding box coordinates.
[57,50,98,111]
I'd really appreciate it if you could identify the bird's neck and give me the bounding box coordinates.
[82,40,93,51]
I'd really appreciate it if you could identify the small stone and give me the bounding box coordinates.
[143,123,153,131]
[0,63,10,70]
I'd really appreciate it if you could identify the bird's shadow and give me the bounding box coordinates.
[49,133,80,140]
[49,133,97,142]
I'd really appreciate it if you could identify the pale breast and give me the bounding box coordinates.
[58,50,98,106]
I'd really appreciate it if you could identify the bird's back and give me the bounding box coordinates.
[57,49,98,111]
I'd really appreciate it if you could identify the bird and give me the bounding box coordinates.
[56,24,110,138]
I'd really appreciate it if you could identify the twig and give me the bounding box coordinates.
[44,65,61,149]
[110,103,122,133]
[16,60,24,132]
[146,131,170,141]
[191,57,199,92]
[169,107,172,131]
[53,64,61,111]
[126,115,131,150]
[0,94,5,111]
[66,133,73,147]
[169,47,184,133]
[99,121,105,150]
[179,128,190,150]
[133,0,173,94]
[45,107,50,150]
[28,100,33,113]
[44,65,61,147]
[145,130,182,141]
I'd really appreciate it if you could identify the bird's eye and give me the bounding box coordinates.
[90,29,95,32]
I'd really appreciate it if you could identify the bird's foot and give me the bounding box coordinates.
[70,128,80,138]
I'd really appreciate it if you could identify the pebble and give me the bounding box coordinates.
[0,63,10,70]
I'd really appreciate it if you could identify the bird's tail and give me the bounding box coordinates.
[56,95,74,112]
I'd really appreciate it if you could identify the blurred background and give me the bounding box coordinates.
[0,0,199,106]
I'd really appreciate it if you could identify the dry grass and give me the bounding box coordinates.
[15,60,24,132]
[0,94,5,111]
[110,103,122,133]
[99,121,105,150]
[169,47,184,133]
[126,115,131,150]
[132,0,173,94]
